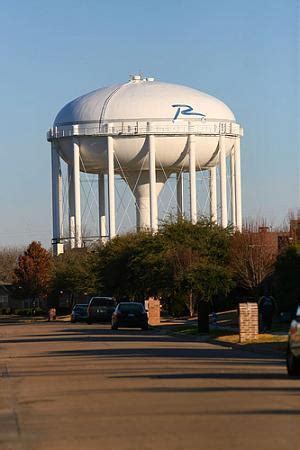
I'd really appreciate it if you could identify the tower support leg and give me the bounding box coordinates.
[149,134,158,232]
[189,134,197,224]
[51,142,63,252]
[210,166,217,223]
[219,134,228,228]
[177,171,184,219]
[231,148,237,227]
[107,136,116,239]
[235,137,242,231]
[73,139,82,248]
[98,172,106,242]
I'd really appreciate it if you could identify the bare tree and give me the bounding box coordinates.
[0,247,24,284]
[230,229,277,294]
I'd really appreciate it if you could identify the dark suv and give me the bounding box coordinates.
[287,305,300,376]
[87,297,117,324]
[111,302,148,330]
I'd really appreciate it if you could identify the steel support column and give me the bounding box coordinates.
[51,142,62,242]
[73,139,82,248]
[149,134,158,232]
[209,166,217,223]
[98,172,106,241]
[235,137,242,231]
[68,164,75,249]
[176,171,184,218]
[219,134,228,228]
[230,148,237,227]
[107,136,116,239]
[189,134,197,224]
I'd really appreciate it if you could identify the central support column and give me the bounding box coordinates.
[107,136,116,239]
[68,164,75,249]
[176,171,184,218]
[98,172,106,241]
[209,166,217,223]
[189,134,197,224]
[149,134,158,232]
[235,137,242,231]
[73,138,82,248]
[219,134,228,228]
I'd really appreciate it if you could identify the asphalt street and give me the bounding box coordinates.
[0,321,299,450]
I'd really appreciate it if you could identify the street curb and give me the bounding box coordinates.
[159,327,286,359]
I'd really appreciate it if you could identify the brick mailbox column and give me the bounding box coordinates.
[239,302,259,343]
[147,298,161,326]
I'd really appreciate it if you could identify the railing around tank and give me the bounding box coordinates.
[47,120,242,140]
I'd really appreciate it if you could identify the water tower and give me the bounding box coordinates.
[47,75,243,253]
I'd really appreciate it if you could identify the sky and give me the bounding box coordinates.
[0,0,298,247]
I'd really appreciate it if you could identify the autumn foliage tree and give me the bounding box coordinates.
[13,241,53,300]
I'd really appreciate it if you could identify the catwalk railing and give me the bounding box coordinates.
[47,120,243,141]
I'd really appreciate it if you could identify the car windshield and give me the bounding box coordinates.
[74,305,87,311]
[118,303,144,313]
[91,298,116,307]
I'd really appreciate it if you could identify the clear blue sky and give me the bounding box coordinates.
[0,0,298,247]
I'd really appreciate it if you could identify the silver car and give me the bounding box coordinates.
[287,304,300,376]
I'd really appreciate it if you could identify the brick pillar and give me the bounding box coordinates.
[239,302,259,343]
[147,298,161,326]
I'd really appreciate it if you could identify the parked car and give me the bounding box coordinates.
[87,297,117,324]
[287,304,300,376]
[111,302,148,330]
[70,304,88,323]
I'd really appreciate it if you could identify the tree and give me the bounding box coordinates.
[90,218,233,332]
[51,248,94,306]
[0,247,23,283]
[183,262,233,332]
[161,218,233,331]
[91,232,172,300]
[230,230,277,296]
[274,246,300,312]
[13,242,53,301]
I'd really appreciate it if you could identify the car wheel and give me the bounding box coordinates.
[287,346,300,376]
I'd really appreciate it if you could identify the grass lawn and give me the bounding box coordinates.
[171,324,288,354]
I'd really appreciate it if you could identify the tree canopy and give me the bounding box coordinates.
[13,241,53,299]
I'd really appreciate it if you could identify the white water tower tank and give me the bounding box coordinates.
[48,76,243,249]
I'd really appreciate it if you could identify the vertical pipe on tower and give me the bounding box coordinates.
[230,148,237,228]
[235,137,242,231]
[98,172,106,241]
[107,136,116,239]
[176,171,184,218]
[219,134,228,228]
[73,139,82,248]
[209,166,217,223]
[189,134,197,224]
[149,134,158,232]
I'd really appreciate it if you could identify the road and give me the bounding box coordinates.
[0,321,299,450]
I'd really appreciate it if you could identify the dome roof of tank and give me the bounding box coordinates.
[54,76,235,126]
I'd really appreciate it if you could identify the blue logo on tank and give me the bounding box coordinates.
[172,104,206,122]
